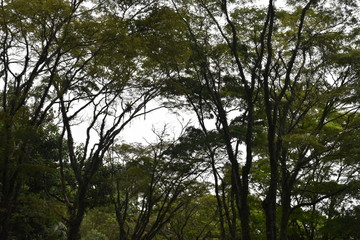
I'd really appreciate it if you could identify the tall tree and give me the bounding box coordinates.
[165,0,359,239]
[0,0,104,238]
[52,2,195,239]
[108,127,209,240]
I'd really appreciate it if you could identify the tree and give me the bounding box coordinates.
[1,0,359,239]
[108,126,209,240]
[163,194,219,240]
[53,16,162,240]
[0,0,102,238]
[0,0,164,239]
[163,0,359,239]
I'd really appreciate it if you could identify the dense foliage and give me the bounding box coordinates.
[0,0,359,239]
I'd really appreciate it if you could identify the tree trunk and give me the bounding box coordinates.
[0,210,10,240]
[67,205,86,240]
[217,105,251,240]
[263,124,278,240]
[279,153,296,240]
[263,194,277,240]
[0,184,12,240]
[280,186,291,240]
[67,184,88,240]
[240,99,254,240]
[67,220,82,240]
[118,222,129,240]
[0,121,13,240]
[211,155,227,240]
[116,207,129,240]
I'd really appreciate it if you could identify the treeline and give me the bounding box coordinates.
[0,0,360,239]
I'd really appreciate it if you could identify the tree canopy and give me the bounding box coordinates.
[0,0,359,239]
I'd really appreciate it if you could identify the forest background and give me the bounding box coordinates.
[0,0,359,239]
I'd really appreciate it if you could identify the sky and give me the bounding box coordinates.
[72,0,293,146]
[103,0,289,145]
[120,105,193,143]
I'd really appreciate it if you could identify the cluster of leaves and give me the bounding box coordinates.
[1,0,360,240]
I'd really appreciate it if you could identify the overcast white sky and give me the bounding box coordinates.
[72,0,291,145]
[107,0,289,144]
[119,105,193,143]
